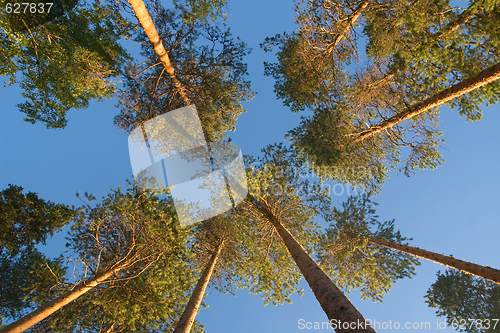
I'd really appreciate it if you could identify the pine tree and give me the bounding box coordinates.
[263,0,500,190]
[0,249,66,327]
[0,184,193,333]
[325,193,500,285]
[173,190,325,331]
[370,237,500,285]
[0,184,76,254]
[173,217,229,333]
[352,61,500,142]
[117,0,254,142]
[0,0,131,128]
[319,194,420,302]
[425,269,500,333]
[240,144,376,332]
[0,185,73,326]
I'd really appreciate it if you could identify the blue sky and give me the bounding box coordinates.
[1,0,499,332]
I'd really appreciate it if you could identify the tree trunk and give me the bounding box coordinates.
[127,0,191,105]
[0,263,129,333]
[369,237,500,284]
[103,323,115,333]
[172,242,223,333]
[254,202,375,333]
[354,61,500,142]
[324,0,370,56]
[434,0,484,40]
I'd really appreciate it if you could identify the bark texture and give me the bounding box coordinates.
[127,0,191,105]
[0,263,128,333]
[370,237,500,284]
[354,61,500,142]
[172,243,223,333]
[254,203,375,333]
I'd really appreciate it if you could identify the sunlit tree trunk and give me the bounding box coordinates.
[127,0,191,105]
[369,237,500,284]
[325,0,370,55]
[434,1,485,40]
[0,262,130,333]
[254,202,375,333]
[103,323,115,333]
[354,61,500,142]
[173,242,223,333]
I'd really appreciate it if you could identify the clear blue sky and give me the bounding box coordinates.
[1,0,499,332]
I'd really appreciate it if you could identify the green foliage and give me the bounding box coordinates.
[287,107,393,192]
[262,32,329,113]
[115,5,254,142]
[0,184,76,254]
[319,193,420,302]
[233,144,329,306]
[425,269,500,333]
[29,262,203,332]
[0,0,131,128]
[172,0,228,24]
[285,84,444,192]
[0,184,71,326]
[189,214,243,296]
[262,0,500,190]
[264,34,444,191]
[181,143,327,307]
[30,183,198,332]
[0,248,66,326]
[167,142,332,317]
[363,0,500,121]
[262,0,362,113]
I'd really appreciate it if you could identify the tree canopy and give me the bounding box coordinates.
[263,0,500,191]
[236,144,330,305]
[0,184,76,253]
[0,185,71,326]
[0,0,132,128]
[1,0,497,331]
[425,269,500,333]
[115,2,254,142]
[319,193,420,302]
[0,249,66,327]
[25,184,198,332]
